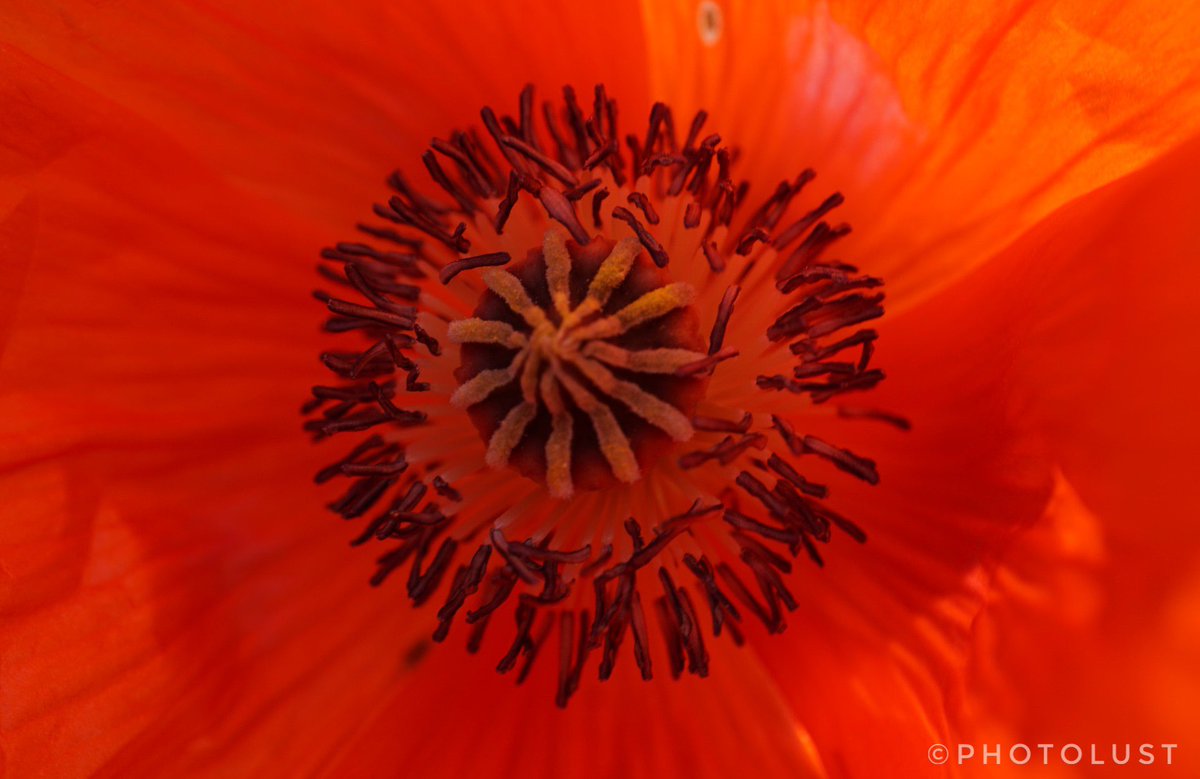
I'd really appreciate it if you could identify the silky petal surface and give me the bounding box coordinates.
[641,0,1200,304]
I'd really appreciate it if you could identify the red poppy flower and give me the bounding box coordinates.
[3,1,1199,777]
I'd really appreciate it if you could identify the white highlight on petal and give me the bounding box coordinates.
[697,1,723,47]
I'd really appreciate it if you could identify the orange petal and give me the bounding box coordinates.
[908,129,1200,563]
[960,469,1198,777]
[640,0,1200,305]
[745,118,1200,764]
[923,131,1200,765]
[323,635,829,779]
[1,0,653,237]
[0,434,443,776]
[0,3,654,774]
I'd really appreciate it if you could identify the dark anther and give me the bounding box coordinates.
[701,240,724,272]
[683,553,741,637]
[432,545,493,633]
[691,412,752,434]
[517,84,539,151]
[515,613,555,684]
[542,99,577,169]
[431,137,495,199]
[564,178,602,201]
[325,298,415,329]
[355,222,423,249]
[500,135,579,187]
[708,285,740,355]
[409,537,458,606]
[735,228,770,256]
[773,192,845,251]
[560,86,591,163]
[537,185,590,244]
[777,222,852,281]
[836,406,912,430]
[432,475,462,502]
[611,206,668,267]
[412,323,441,356]
[801,435,880,485]
[716,561,779,632]
[626,192,660,225]
[674,347,739,378]
[723,508,800,549]
[315,435,385,484]
[583,141,615,170]
[497,599,538,673]
[766,453,828,498]
[422,150,477,214]
[438,251,511,285]
[489,528,541,585]
[495,172,521,234]
[555,610,592,708]
[591,187,610,228]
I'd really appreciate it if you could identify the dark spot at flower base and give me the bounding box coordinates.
[403,638,432,669]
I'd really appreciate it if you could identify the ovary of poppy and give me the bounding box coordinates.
[2,1,1200,777]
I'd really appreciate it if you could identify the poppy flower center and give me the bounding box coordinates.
[305,84,900,707]
[451,231,709,497]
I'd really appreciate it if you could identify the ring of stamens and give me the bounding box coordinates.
[306,84,900,708]
[450,230,707,498]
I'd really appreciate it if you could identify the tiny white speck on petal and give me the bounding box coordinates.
[697,1,723,47]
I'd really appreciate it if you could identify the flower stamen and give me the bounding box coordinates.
[304,84,904,707]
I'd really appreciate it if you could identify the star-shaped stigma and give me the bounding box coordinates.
[449,231,711,498]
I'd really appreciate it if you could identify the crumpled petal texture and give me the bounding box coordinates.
[643,0,1200,304]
